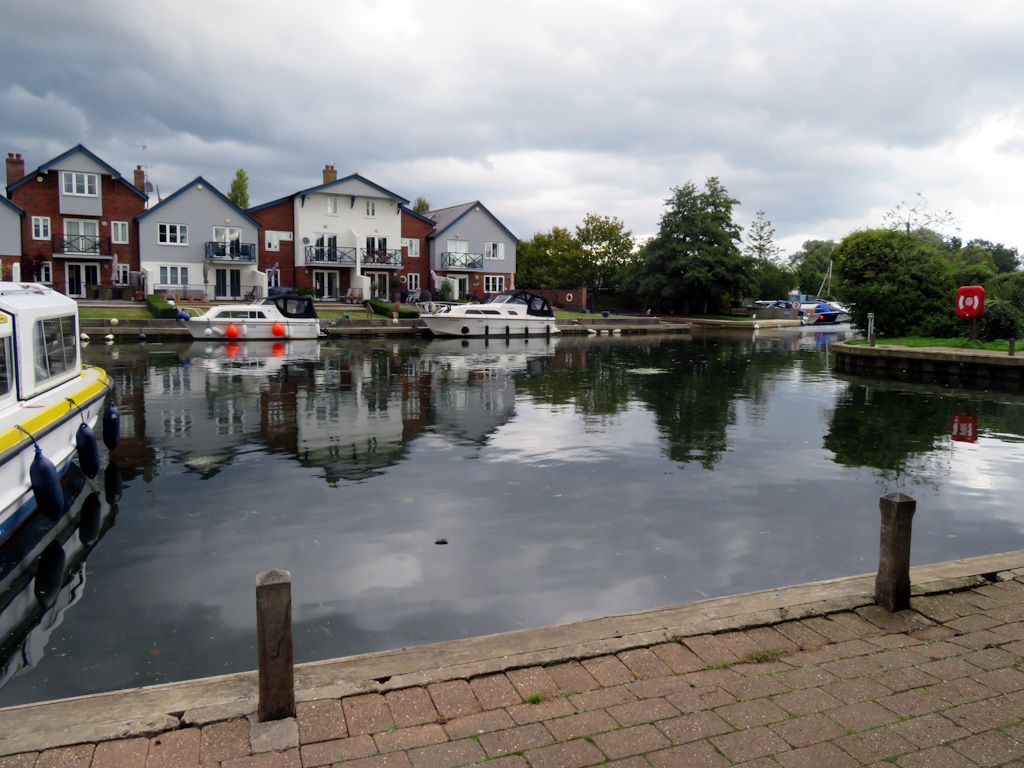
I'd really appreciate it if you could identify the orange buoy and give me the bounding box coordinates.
[272,321,285,337]
[272,342,285,357]
[226,341,240,357]
[226,323,239,339]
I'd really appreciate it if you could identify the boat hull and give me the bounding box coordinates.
[421,315,560,338]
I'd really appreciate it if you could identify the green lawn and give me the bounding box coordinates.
[848,336,1013,352]
[79,307,154,320]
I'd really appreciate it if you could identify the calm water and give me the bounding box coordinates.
[2,328,1024,706]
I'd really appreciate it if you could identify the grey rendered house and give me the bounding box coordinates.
[0,195,23,281]
[426,201,517,300]
[137,177,261,300]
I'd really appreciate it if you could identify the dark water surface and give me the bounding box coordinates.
[2,328,1023,706]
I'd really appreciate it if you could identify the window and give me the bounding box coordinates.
[158,223,188,245]
[112,221,129,244]
[39,261,52,283]
[484,242,505,260]
[266,232,280,251]
[33,315,77,385]
[401,238,420,257]
[267,268,280,288]
[0,336,11,397]
[61,172,98,197]
[159,266,189,285]
[485,275,506,293]
[446,239,468,253]
[407,273,420,291]
[327,196,338,215]
[32,216,50,240]
[115,263,129,284]
[365,200,376,217]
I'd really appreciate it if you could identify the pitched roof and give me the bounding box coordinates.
[137,176,261,228]
[7,144,148,200]
[0,195,24,216]
[425,201,518,243]
[400,205,437,226]
[248,172,409,213]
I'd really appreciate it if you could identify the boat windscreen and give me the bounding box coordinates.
[270,295,318,318]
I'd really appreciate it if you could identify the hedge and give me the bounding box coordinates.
[365,299,419,319]
[146,294,179,319]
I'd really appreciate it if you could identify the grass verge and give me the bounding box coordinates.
[847,337,1012,352]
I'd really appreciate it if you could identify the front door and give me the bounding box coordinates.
[67,264,82,297]
[366,272,389,300]
[215,269,227,298]
[455,275,469,300]
[215,268,242,299]
[230,269,241,298]
[313,270,339,300]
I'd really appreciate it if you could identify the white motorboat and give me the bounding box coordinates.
[181,294,325,341]
[420,289,560,338]
[0,283,113,544]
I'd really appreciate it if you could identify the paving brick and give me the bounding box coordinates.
[524,738,605,768]
[776,741,858,768]
[544,662,600,694]
[943,699,1017,732]
[930,677,998,706]
[0,755,39,768]
[601,758,652,768]
[386,688,439,728]
[407,738,485,768]
[506,697,576,725]
[769,712,846,748]
[954,729,1024,765]
[427,681,481,720]
[442,709,515,740]
[946,612,1002,633]
[646,740,730,768]
[715,698,789,728]
[296,699,346,744]
[962,646,1017,670]
[606,697,679,727]
[544,709,618,741]
[710,726,791,763]
[877,688,946,718]
[913,640,967,660]
[617,648,672,679]
[655,710,732,744]
[854,605,934,634]
[298,735,377,767]
[470,674,523,712]
[745,626,799,655]
[591,723,671,759]
[892,712,970,749]
[91,739,149,768]
[771,686,843,716]
[625,675,693,700]
[824,677,892,704]
[834,729,917,763]
[569,684,635,712]
[650,642,705,674]
[989,620,1024,640]
[717,630,765,661]
[774,665,839,690]
[829,611,888,637]
[580,655,634,686]
[681,634,739,666]
[829,638,888,658]
[870,647,932,671]
[774,620,829,650]
[957,591,1010,612]
[373,724,448,754]
[919,656,983,681]
[829,700,902,731]
[478,723,554,758]
[949,629,1006,651]
[799,616,859,643]
[720,672,790,701]
[334,754,411,768]
[201,719,251,763]
[821,655,886,679]
[505,667,560,698]
[345,694,395,736]
[729,658,792,677]
[220,750,302,768]
[973,666,1024,693]
[896,745,977,768]
[873,666,941,693]
[475,757,527,768]
[147,728,200,768]
[665,685,736,714]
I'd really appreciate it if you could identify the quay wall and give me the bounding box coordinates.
[832,341,1024,386]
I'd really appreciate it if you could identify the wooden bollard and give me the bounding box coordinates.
[256,568,295,721]
[1010,338,1016,357]
[874,493,916,612]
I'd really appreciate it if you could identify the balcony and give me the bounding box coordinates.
[53,234,111,256]
[205,242,258,262]
[360,248,403,269]
[441,251,484,270]
[305,244,357,266]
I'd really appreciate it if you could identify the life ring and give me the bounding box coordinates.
[565,293,573,302]
[400,275,408,284]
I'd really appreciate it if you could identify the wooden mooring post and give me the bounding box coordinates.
[874,493,916,612]
[256,568,295,721]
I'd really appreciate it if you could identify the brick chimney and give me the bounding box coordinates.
[134,164,146,192]
[322,162,337,184]
[6,153,24,186]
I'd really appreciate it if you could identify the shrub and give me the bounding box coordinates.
[977,300,1022,341]
[145,293,178,319]
[365,298,419,319]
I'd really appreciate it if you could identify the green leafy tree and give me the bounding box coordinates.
[413,196,431,214]
[967,239,1019,273]
[743,210,780,261]
[634,178,753,314]
[751,258,796,300]
[788,239,837,296]
[575,213,634,291]
[514,231,555,288]
[228,169,249,210]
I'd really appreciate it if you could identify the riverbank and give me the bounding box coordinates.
[833,340,1024,385]
[4,550,1024,765]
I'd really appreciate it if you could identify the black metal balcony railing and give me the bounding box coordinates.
[205,242,258,262]
[440,251,484,270]
[54,234,111,256]
[305,245,357,266]
[360,248,403,268]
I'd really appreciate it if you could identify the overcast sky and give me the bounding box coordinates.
[3,0,1024,255]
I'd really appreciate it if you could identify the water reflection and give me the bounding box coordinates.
[3,328,1024,706]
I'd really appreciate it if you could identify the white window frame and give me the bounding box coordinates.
[158,223,188,245]
[266,231,281,252]
[39,261,53,283]
[213,226,241,243]
[484,242,505,260]
[115,263,129,284]
[326,196,338,216]
[407,273,420,291]
[112,220,129,244]
[401,238,420,258]
[31,216,50,240]
[62,171,98,197]
[158,265,189,286]
[267,268,280,288]
[484,275,505,293]
[365,200,376,218]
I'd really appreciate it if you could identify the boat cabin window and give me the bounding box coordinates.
[508,311,520,316]
[481,310,501,315]
[0,334,11,397]
[33,315,77,385]
[465,309,482,315]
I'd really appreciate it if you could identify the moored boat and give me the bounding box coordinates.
[180,294,325,341]
[0,283,113,544]
[420,289,560,338]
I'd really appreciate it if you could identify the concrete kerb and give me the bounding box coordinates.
[2,549,1023,757]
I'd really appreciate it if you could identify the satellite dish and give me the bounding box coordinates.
[302,237,310,244]
[144,181,154,193]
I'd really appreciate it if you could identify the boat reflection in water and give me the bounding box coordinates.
[185,339,322,375]
[0,464,116,691]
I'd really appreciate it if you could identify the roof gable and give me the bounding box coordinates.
[248,172,409,212]
[8,144,148,200]
[426,201,518,244]
[0,196,24,216]
[137,176,261,228]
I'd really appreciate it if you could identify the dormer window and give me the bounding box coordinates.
[62,172,98,197]
[365,200,376,218]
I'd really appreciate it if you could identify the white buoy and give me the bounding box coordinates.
[612,329,621,335]
[80,333,90,341]
[110,318,119,327]
[104,334,114,343]
[587,328,598,335]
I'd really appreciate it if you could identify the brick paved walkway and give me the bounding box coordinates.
[7,577,1024,767]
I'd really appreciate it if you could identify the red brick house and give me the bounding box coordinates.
[5,145,147,297]
[400,208,435,298]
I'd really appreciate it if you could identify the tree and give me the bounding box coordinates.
[228,169,249,210]
[633,178,753,314]
[743,210,780,261]
[882,192,957,239]
[750,258,796,300]
[575,213,634,291]
[413,197,431,214]
[788,239,837,296]
[967,239,1019,274]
